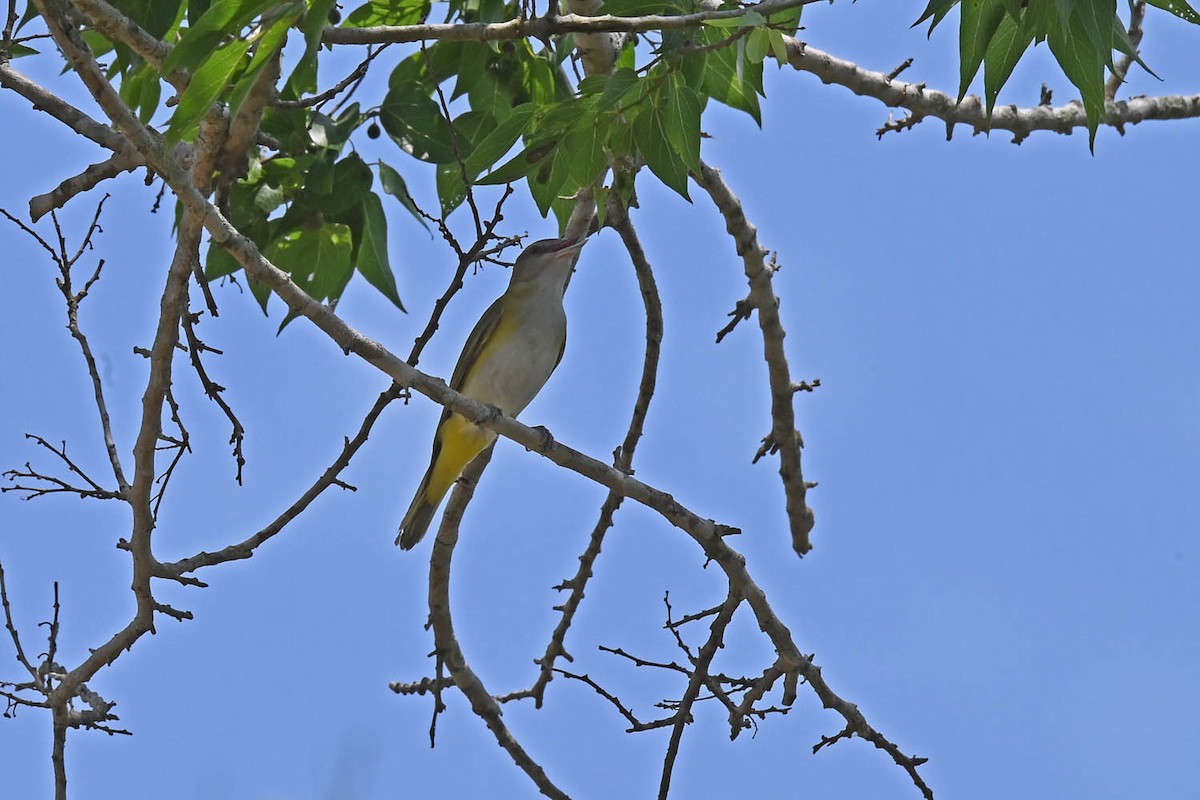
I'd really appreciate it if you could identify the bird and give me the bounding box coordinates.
[396,233,590,549]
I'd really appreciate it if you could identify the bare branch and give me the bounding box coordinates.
[553,666,649,730]
[322,0,822,45]
[180,311,246,484]
[275,45,389,109]
[658,588,741,800]
[151,383,191,518]
[425,447,573,799]
[29,152,140,222]
[1,0,17,59]
[158,384,396,579]
[2,439,123,502]
[694,162,814,556]
[715,296,752,344]
[0,62,137,156]
[779,37,1200,141]
[0,561,40,684]
[68,0,175,82]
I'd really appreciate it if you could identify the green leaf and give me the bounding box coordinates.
[564,113,608,187]
[703,10,766,27]
[527,147,571,217]
[1046,6,1107,148]
[766,29,790,65]
[305,153,336,197]
[356,192,406,310]
[167,38,250,143]
[664,74,702,173]
[164,0,280,73]
[521,49,567,105]
[998,0,1023,16]
[378,161,430,232]
[1075,0,1118,70]
[80,30,115,59]
[766,2,803,35]
[228,6,301,121]
[119,62,162,124]
[463,103,535,178]
[188,0,211,26]
[387,49,430,90]
[6,43,39,58]
[959,0,1008,100]
[15,3,40,35]
[634,103,690,199]
[1144,0,1200,23]
[599,68,641,110]
[110,0,182,38]
[476,142,549,186]
[615,38,636,70]
[1110,13,1156,78]
[436,162,468,217]
[343,0,430,26]
[745,28,770,65]
[452,41,494,101]
[205,242,242,281]
[265,223,354,305]
[983,11,1035,113]
[702,32,762,125]
[914,0,960,34]
[600,0,679,15]
[309,110,339,148]
[253,182,286,215]
[284,0,337,98]
[379,89,457,163]
[323,154,374,217]
[593,184,610,230]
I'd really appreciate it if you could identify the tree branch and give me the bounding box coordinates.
[28,152,141,222]
[426,447,573,799]
[322,0,821,45]
[779,37,1200,141]
[0,62,137,157]
[658,588,741,800]
[694,161,814,557]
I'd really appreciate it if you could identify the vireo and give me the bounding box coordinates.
[397,234,589,549]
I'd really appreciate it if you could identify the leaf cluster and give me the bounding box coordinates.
[915,0,1200,146]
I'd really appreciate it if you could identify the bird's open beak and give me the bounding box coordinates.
[551,231,590,256]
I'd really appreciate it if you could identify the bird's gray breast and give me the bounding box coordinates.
[460,297,566,417]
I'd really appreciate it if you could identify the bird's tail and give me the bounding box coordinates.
[396,416,492,550]
[397,467,438,549]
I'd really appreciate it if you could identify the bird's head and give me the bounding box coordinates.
[510,233,589,287]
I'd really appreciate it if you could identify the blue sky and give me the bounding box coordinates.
[2,2,1199,798]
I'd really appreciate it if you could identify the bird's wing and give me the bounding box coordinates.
[450,296,505,391]
[435,296,506,429]
[553,327,567,372]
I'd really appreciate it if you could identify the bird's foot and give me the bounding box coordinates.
[529,425,555,454]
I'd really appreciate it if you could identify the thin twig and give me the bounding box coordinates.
[0,561,39,683]
[1106,0,1146,101]
[180,310,246,484]
[275,45,389,109]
